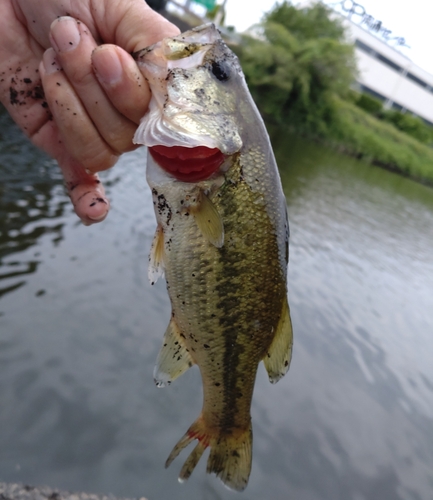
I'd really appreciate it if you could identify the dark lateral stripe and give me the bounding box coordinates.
[215,159,260,430]
[212,157,285,432]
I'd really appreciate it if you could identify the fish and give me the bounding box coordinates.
[132,24,293,491]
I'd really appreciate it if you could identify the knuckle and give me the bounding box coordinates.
[79,147,119,173]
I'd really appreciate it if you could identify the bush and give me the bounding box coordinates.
[355,93,383,115]
[379,110,433,145]
[328,97,433,182]
[352,93,433,145]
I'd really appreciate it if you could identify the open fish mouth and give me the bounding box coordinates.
[149,145,226,182]
[133,24,243,161]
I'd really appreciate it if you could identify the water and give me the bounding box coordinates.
[1,105,433,500]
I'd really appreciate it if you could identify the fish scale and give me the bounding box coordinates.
[166,159,284,423]
[133,23,293,491]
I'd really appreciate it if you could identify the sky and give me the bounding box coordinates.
[223,0,433,76]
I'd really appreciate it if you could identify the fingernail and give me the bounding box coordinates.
[88,212,108,222]
[87,197,109,221]
[92,47,122,85]
[50,16,81,53]
[43,48,62,74]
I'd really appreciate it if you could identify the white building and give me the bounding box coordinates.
[347,21,433,126]
[329,2,433,126]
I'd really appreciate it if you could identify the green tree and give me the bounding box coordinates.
[234,1,356,134]
[265,1,346,41]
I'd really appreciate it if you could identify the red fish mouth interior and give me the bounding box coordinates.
[149,145,225,182]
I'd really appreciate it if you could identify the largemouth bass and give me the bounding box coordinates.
[133,24,293,491]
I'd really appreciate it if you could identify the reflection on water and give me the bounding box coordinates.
[0,113,432,500]
[0,106,66,298]
[272,132,433,500]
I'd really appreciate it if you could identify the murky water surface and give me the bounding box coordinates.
[1,106,432,500]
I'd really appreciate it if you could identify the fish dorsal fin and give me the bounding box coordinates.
[148,224,165,285]
[263,295,293,384]
[154,317,195,387]
[190,192,224,248]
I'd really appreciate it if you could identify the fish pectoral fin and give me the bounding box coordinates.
[190,192,224,248]
[263,295,293,384]
[148,224,165,285]
[154,317,194,387]
[166,416,252,492]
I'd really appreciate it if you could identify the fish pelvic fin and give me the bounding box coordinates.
[166,417,252,492]
[189,191,224,248]
[263,295,293,384]
[153,317,194,387]
[148,224,165,285]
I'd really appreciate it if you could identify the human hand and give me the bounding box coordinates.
[0,0,179,224]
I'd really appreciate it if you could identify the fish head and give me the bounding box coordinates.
[133,24,244,182]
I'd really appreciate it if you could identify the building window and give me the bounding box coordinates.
[375,53,402,73]
[355,39,403,73]
[406,72,428,89]
[355,39,374,55]
[355,39,433,92]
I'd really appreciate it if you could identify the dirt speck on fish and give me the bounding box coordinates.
[133,24,293,491]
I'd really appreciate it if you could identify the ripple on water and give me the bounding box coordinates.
[1,115,433,499]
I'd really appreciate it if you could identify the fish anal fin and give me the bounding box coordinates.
[166,416,252,492]
[190,192,224,248]
[154,317,194,387]
[148,224,165,285]
[263,295,293,384]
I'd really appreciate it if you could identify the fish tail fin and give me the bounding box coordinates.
[166,416,252,491]
[207,423,252,491]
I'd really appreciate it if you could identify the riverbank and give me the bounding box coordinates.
[327,98,433,187]
[265,98,433,187]
[224,0,433,188]
[0,484,147,500]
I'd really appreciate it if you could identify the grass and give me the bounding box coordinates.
[326,98,433,186]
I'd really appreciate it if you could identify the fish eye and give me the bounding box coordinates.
[211,61,230,81]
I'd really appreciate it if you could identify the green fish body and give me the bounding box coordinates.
[133,24,293,491]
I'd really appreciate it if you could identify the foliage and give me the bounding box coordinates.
[355,93,383,115]
[353,92,433,145]
[264,1,346,41]
[328,98,433,183]
[379,110,433,145]
[232,0,433,182]
[233,1,356,134]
